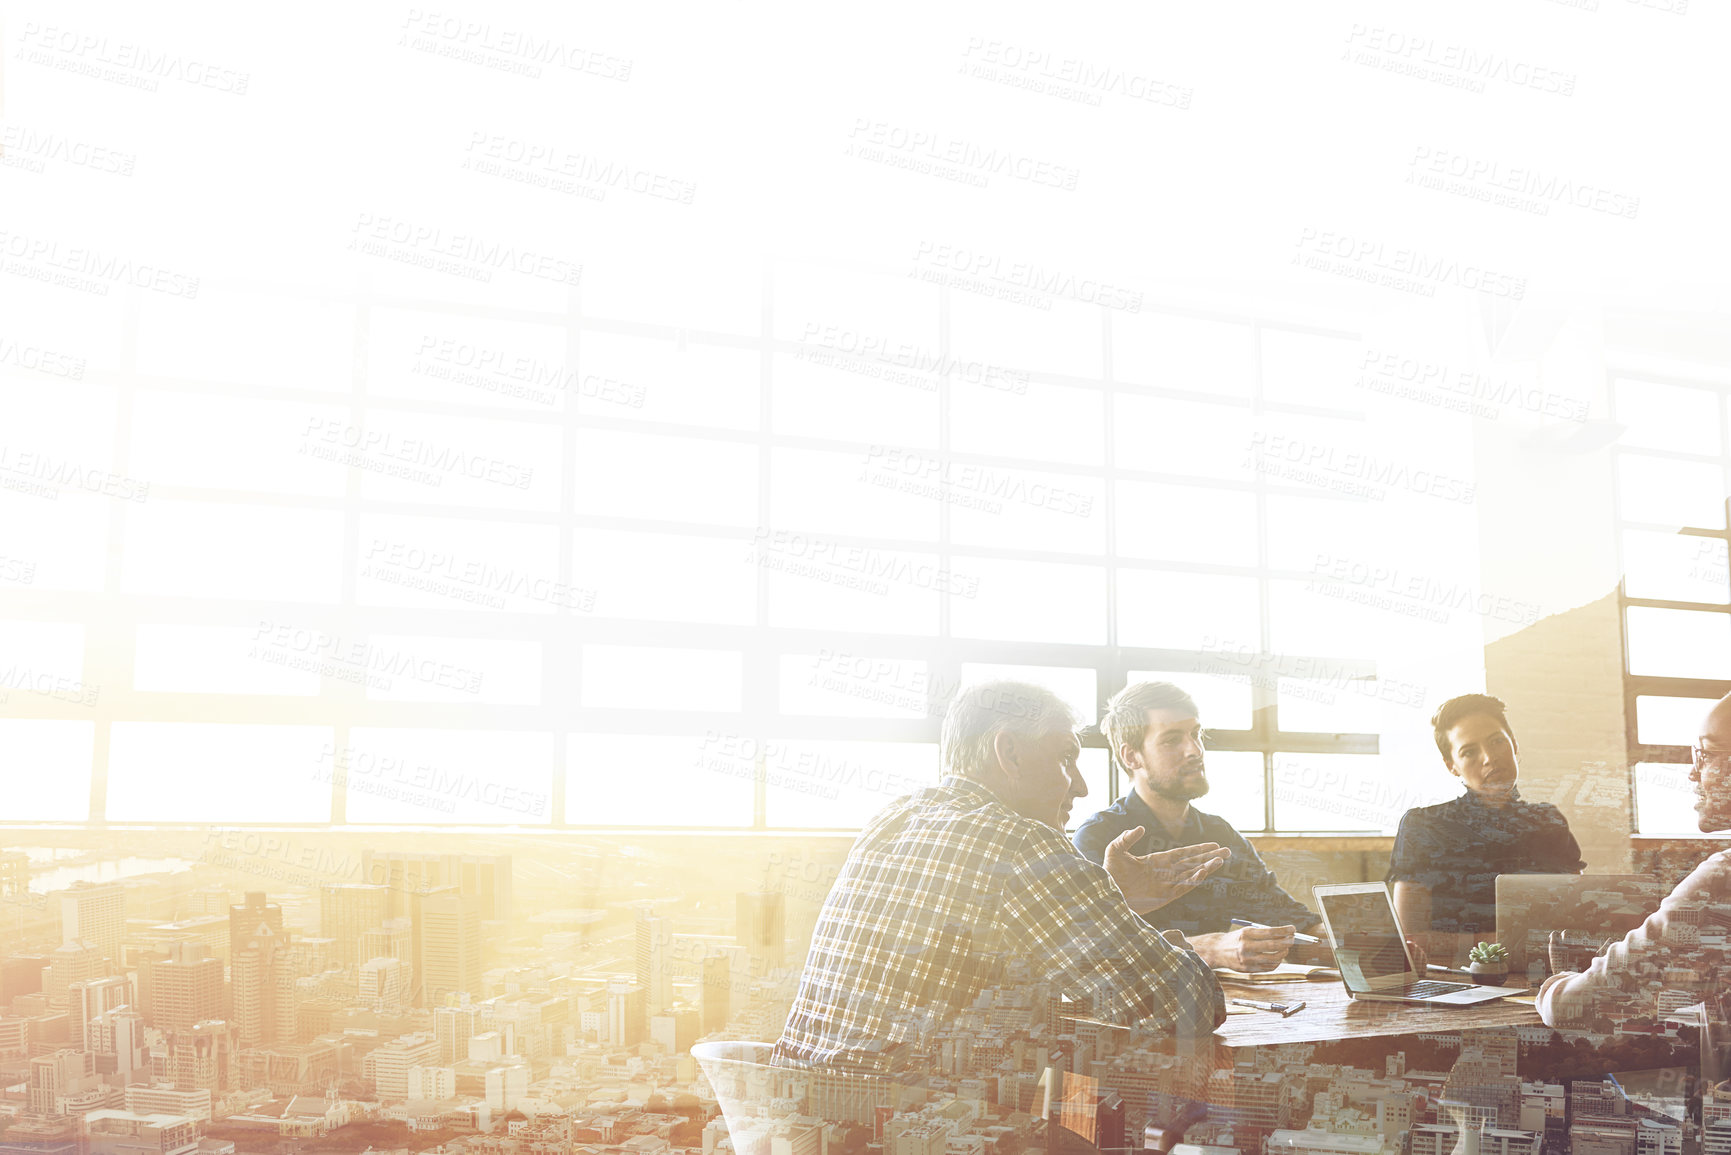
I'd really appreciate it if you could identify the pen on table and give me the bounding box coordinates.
[1230,997,1305,1017]
[1228,918,1321,945]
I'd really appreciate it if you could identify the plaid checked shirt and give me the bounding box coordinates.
[774,777,1224,1074]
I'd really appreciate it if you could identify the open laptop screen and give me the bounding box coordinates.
[1317,887,1414,989]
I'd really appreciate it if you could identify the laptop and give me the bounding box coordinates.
[1314,882,1525,1004]
[1495,873,1667,980]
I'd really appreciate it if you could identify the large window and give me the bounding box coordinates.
[1614,376,1731,834]
[0,264,1489,831]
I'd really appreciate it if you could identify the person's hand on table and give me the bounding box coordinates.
[1103,827,1231,914]
[1188,925,1296,972]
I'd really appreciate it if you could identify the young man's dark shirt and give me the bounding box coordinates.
[1072,789,1315,938]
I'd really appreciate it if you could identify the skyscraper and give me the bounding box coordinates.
[607,978,646,1047]
[736,892,786,970]
[230,924,294,1048]
[59,883,124,965]
[227,892,281,973]
[434,1004,478,1064]
[68,976,130,1051]
[320,883,389,968]
[416,892,482,1006]
[138,943,222,1033]
[44,941,104,1010]
[635,910,672,1015]
[361,850,513,921]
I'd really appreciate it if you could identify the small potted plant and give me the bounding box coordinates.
[1467,942,1510,986]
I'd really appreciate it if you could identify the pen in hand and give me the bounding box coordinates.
[1228,918,1322,945]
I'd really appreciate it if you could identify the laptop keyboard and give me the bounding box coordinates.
[1397,979,1472,998]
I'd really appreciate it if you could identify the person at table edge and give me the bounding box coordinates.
[1388,692,1584,966]
[1073,680,1328,973]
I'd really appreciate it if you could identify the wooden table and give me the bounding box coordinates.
[1213,976,1540,1047]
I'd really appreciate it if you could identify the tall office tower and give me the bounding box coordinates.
[736,892,786,970]
[29,1049,90,1115]
[319,883,389,968]
[227,892,282,972]
[635,910,673,1015]
[86,1008,148,1079]
[700,954,732,1034]
[45,940,104,1009]
[166,1020,231,1093]
[230,924,294,1048]
[184,887,232,918]
[434,1004,478,1064]
[417,893,482,1007]
[358,958,405,1010]
[138,944,222,1033]
[59,883,125,965]
[68,975,130,1049]
[362,850,513,922]
[607,978,646,1047]
[361,918,413,969]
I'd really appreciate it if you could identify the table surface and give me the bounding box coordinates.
[1212,976,1541,1047]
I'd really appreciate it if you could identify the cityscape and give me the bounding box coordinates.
[0,836,1719,1155]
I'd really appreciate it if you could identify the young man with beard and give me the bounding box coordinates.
[775,680,1232,1075]
[1073,681,1328,973]
[1539,693,1731,1026]
[1388,693,1584,966]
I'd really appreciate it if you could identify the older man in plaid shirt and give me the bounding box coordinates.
[775,680,1230,1075]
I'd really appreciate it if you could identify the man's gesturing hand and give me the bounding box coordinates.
[1103,826,1231,914]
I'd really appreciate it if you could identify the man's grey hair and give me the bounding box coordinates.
[1102,680,1198,767]
[940,680,1078,782]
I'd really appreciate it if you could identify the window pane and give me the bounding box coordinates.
[779,654,931,719]
[1615,379,1720,456]
[0,492,108,591]
[131,393,348,497]
[1277,677,1383,735]
[949,375,1103,466]
[1267,579,1388,659]
[578,332,760,430]
[1076,747,1110,824]
[776,447,940,541]
[1271,753,1388,832]
[123,502,344,602]
[135,624,318,695]
[1265,495,1371,573]
[1634,760,1698,835]
[951,560,1105,644]
[574,530,755,626]
[571,734,753,826]
[107,723,333,823]
[772,349,942,447]
[0,621,86,701]
[581,646,742,712]
[1625,606,1731,679]
[341,729,554,824]
[763,741,939,828]
[1115,482,1258,567]
[1636,695,1716,747]
[1260,330,1361,410]
[1114,312,1255,399]
[1617,456,1725,529]
[946,466,1105,556]
[367,308,568,414]
[0,720,94,821]
[356,514,565,616]
[1194,750,1265,833]
[1113,396,1255,482]
[1622,530,1728,604]
[948,295,1101,384]
[137,289,354,393]
[766,546,942,635]
[1127,669,1253,731]
[574,430,756,526]
[1118,571,1259,651]
[356,635,540,705]
[348,411,562,513]
[959,663,1096,724]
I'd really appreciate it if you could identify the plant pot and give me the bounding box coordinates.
[1468,965,1508,986]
